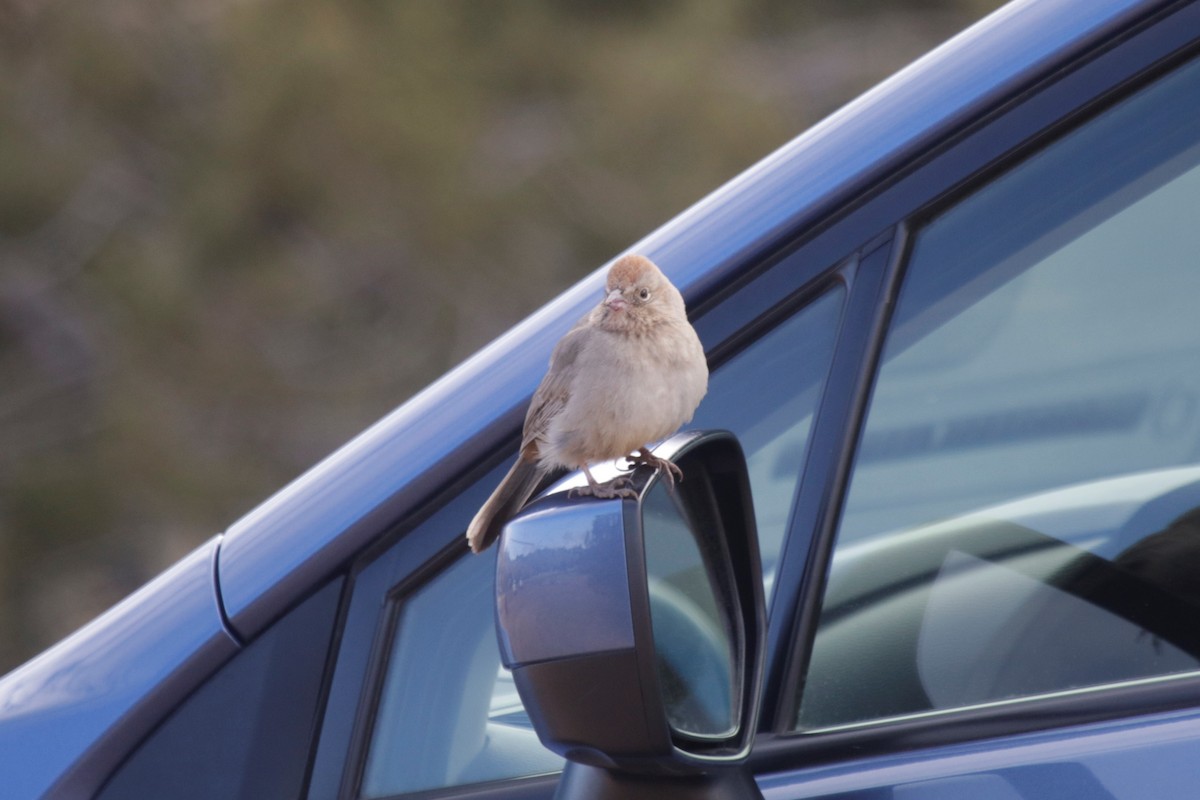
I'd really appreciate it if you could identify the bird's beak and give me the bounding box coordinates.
[604,288,627,311]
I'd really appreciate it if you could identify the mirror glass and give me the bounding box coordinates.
[642,480,738,739]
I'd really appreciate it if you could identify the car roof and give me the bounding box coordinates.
[215,0,1171,641]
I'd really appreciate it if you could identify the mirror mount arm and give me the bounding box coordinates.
[556,762,761,800]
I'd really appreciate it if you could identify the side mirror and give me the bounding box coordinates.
[496,430,765,800]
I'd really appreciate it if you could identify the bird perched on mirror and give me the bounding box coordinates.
[466,253,708,553]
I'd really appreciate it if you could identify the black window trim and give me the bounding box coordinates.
[339,540,467,800]
[763,233,905,731]
[307,478,502,800]
[754,0,1200,774]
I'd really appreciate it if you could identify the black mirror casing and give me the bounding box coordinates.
[495,430,765,798]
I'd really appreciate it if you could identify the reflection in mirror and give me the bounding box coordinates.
[642,481,738,739]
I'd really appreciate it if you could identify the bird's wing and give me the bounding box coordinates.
[522,323,590,453]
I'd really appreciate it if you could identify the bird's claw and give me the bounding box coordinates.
[569,475,639,500]
[625,450,684,488]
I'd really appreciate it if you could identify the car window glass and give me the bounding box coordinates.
[359,548,563,797]
[358,286,843,796]
[96,579,341,800]
[692,286,843,593]
[797,55,1200,730]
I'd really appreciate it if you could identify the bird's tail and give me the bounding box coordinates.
[466,456,542,553]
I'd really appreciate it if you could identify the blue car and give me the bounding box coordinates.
[5,0,1200,797]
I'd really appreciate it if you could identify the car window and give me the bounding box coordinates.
[357,284,844,796]
[797,54,1200,731]
[359,546,563,797]
[692,286,843,591]
[96,579,342,800]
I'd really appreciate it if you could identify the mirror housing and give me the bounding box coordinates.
[495,430,765,799]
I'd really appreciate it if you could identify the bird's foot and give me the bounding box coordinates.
[625,448,684,488]
[569,474,638,500]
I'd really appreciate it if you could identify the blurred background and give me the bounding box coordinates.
[0,0,1003,672]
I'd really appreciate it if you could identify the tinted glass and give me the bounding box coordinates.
[97,579,341,800]
[693,287,843,593]
[798,56,1200,730]
[360,548,563,797]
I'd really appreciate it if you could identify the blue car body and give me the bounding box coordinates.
[4,0,1200,797]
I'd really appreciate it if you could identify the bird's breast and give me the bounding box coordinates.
[542,325,707,467]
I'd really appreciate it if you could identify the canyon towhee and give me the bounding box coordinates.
[466,253,708,553]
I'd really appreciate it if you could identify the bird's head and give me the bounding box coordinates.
[598,254,682,331]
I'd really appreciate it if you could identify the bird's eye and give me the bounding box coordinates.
[638,287,651,301]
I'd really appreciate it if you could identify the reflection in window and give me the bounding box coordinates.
[693,287,843,592]
[799,55,1200,729]
[360,549,563,797]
